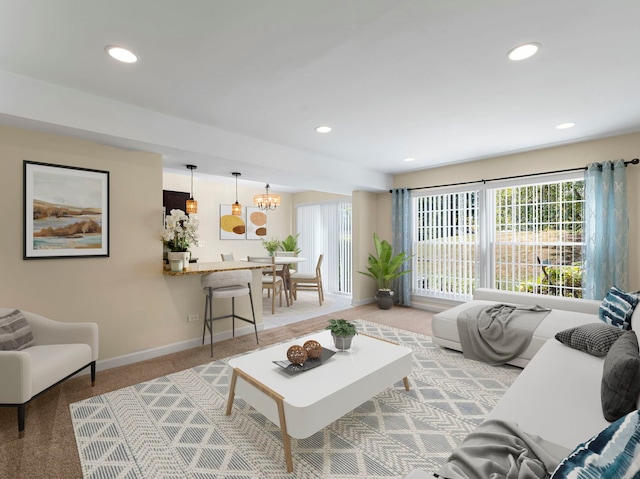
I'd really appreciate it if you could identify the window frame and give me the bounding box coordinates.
[411,171,585,301]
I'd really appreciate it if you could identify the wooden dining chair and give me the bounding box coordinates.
[274,251,297,299]
[220,252,234,261]
[248,256,286,314]
[275,251,297,275]
[290,254,324,305]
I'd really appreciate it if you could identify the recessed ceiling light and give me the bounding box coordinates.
[106,46,138,63]
[556,122,576,130]
[403,157,416,162]
[507,42,540,61]
[315,126,332,133]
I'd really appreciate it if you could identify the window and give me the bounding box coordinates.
[296,201,352,295]
[413,175,584,301]
[494,181,584,298]
[414,191,478,301]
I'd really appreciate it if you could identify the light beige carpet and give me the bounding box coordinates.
[70,320,519,478]
[0,304,433,479]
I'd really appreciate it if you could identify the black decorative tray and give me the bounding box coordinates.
[273,347,336,374]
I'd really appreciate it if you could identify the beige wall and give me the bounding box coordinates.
[293,191,350,205]
[0,126,179,363]
[163,171,294,261]
[393,131,640,291]
[351,190,380,303]
[0,126,265,366]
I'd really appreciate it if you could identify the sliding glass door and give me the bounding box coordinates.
[296,201,352,295]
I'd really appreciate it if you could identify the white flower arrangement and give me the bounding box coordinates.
[162,209,199,252]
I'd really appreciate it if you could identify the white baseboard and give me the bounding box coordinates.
[411,296,462,313]
[93,323,263,372]
[351,297,376,307]
[352,296,455,313]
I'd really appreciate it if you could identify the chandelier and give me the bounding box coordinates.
[253,183,281,211]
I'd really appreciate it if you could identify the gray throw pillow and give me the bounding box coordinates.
[0,309,35,351]
[601,331,640,422]
[555,323,625,357]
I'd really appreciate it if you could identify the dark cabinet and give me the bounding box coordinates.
[163,190,189,216]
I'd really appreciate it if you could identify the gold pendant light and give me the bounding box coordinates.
[231,172,242,216]
[185,164,198,214]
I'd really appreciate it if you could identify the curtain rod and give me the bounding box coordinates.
[390,158,640,193]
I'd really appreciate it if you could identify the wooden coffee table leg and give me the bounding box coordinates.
[403,377,410,391]
[275,395,294,472]
[226,367,294,473]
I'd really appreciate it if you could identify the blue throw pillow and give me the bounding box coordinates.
[599,286,639,330]
[551,410,640,478]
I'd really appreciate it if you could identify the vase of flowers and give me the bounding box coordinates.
[162,209,199,270]
[262,237,281,256]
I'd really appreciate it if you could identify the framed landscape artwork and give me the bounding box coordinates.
[23,161,110,259]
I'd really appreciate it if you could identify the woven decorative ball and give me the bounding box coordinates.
[303,340,322,359]
[286,345,308,365]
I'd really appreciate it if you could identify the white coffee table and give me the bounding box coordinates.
[225,329,412,472]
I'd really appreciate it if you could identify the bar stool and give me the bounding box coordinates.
[201,269,258,357]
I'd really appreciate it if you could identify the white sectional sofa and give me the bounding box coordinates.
[432,288,603,367]
[405,288,640,478]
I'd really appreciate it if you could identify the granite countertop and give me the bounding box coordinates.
[163,260,268,276]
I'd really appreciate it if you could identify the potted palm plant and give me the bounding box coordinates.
[359,233,412,309]
[326,319,357,350]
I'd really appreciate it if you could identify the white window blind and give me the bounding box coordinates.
[414,191,479,301]
[296,201,352,295]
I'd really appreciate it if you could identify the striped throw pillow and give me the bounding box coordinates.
[551,410,640,478]
[0,309,34,351]
[599,286,639,330]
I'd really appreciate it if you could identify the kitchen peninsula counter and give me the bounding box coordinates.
[163,260,267,276]
[162,260,268,343]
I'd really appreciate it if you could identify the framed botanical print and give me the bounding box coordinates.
[24,161,110,259]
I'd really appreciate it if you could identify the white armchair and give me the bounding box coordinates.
[0,308,99,433]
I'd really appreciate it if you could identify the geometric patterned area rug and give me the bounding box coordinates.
[70,320,520,478]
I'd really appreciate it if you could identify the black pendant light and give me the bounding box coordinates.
[185,165,197,214]
[231,172,242,216]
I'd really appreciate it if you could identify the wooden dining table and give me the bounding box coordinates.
[241,256,306,305]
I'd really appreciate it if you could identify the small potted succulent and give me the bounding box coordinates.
[326,319,357,350]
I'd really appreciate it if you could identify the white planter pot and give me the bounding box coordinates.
[167,251,190,271]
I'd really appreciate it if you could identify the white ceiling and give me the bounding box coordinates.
[1,0,639,195]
